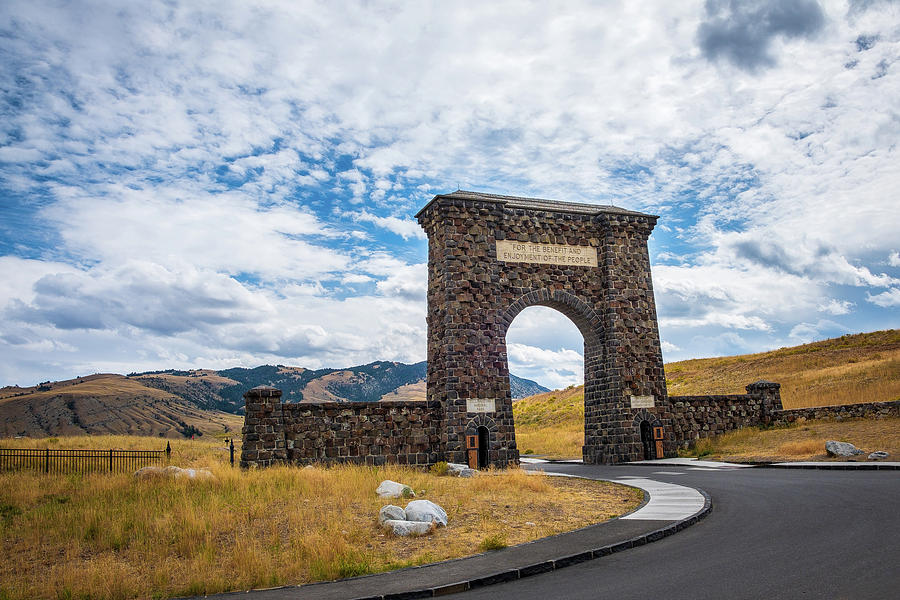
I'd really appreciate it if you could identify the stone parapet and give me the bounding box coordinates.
[774,400,900,424]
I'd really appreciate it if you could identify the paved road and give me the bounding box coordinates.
[443,462,900,600]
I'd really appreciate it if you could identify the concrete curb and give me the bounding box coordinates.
[347,487,713,600]
[758,462,900,470]
[604,458,900,471]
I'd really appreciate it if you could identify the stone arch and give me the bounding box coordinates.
[631,409,662,429]
[633,410,663,460]
[417,190,672,466]
[500,288,602,348]
[465,415,497,468]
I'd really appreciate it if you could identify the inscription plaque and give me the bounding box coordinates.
[496,240,598,267]
[630,395,655,409]
[466,398,496,413]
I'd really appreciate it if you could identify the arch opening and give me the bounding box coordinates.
[476,426,489,468]
[505,304,586,460]
[640,420,654,460]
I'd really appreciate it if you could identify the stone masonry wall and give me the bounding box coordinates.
[773,400,900,425]
[670,381,782,448]
[240,386,443,468]
[281,401,441,466]
[240,386,286,468]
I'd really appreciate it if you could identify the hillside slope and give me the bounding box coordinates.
[665,329,900,408]
[0,374,242,438]
[513,329,900,458]
[1,360,548,438]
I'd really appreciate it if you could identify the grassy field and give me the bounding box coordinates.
[515,385,584,459]
[513,330,900,459]
[679,417,900,462]
[664,329,900,408]
[0,435,641,600]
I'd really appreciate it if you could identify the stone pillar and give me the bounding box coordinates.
[240,385,286,468]
[746,380,782,425]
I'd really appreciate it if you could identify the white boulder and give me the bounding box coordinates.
[133,466,167,479]
[378,504,406,524]
[825,441,864,457]
[405,499,448,527]
[868,451,890,460]
[382,519,433,536]
[376,480,415,498]
[133,465,214,481]
[174,467,215,481]
[447,463,476,478]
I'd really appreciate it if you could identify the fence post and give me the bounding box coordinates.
[109,449,113,472]
[230,439,235,467]
[45,448,49,474]
[165,441,171,463]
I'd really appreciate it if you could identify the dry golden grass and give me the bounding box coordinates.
[681,416,900,462]
[516,422,584,460]
[665,329,900,408]
[131,371,241,388]
[0,435,641,600]
[514,386,585,459]
[0,374,174,404]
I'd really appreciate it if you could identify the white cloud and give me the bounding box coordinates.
[1,0,899,385]
[866,288,900,307]
[354,211,426,240]
[375,263,427,299]
[660,340,681,353]
[818,299,855,315]
[507,342,584,390]
[42,185,348,282]
[788,319,848,344]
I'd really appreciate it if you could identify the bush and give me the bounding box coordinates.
[478,534,508,552]
[429,461,449,476]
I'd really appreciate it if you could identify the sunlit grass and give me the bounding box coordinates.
[678,416,900,462]
[0,435,640,600]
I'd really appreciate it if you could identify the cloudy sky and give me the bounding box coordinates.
[1,0,898,390]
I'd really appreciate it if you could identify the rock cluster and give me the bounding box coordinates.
[379,499,448,537]
[446,463,476,477]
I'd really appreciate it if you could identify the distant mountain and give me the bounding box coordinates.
[510,374,549,399]
[1,361,549,437]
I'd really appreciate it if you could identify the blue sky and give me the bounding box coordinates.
[1,0,898,390]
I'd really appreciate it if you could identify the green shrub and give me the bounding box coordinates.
[478,534,508,552]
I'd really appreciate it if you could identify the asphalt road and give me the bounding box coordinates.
[442,463,900,600]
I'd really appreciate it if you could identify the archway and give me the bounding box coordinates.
[505,305,585,460]
[417,190,672,466]
[476,426,489,468]
[640,420,653,460]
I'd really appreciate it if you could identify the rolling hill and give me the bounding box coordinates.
[0,361,548,438]
[513,329,900,458]
[0,374,243,439]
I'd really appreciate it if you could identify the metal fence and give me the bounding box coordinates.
[0,444,170,474]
